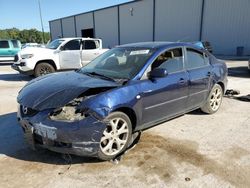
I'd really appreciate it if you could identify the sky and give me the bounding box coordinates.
[0,0,133,32]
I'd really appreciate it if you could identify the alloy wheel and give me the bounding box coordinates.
[39,66,52,76]
[100,117,129,156]
[209,87,222,111]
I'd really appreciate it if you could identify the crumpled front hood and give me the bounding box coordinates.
[17,71,119,111]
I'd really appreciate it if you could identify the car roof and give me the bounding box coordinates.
[118,42,204,51]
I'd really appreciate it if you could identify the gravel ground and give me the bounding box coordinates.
[0,61,249,188]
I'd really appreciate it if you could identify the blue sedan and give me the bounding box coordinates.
[17,42,228,160]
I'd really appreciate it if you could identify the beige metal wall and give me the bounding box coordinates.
[49,0,250,55]
[61,17,75,37]
[119,0,154,44]
[75,13,94,37]
[202,0,250,55]
[155,0,202,42]
[50,20,62,39]
[95,7,119,48]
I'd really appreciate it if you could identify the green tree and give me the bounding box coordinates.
[0,28,50,44]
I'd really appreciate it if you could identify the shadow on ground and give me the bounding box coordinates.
[228,66,250,78]
[0,73,32,81]
[187,109,206,115]
[0,112,100,165]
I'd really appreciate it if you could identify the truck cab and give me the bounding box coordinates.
[58,38,104,69]
[12,38,108,77]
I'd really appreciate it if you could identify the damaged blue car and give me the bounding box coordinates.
[17,42,227,160]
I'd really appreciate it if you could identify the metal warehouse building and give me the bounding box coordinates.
[49,0,250,55]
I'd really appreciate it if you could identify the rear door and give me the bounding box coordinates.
[59,39,82,69]
[81,40,102,65]
[185,47,212,110]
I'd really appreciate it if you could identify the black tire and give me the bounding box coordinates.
[201,84,223,114]
[98,112,132,161]
[34,62,55,77]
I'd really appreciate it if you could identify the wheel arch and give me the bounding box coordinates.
[113,107,137,131]
[216,81,225,93]
[35,60,57,71]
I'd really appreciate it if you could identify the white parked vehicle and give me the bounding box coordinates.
[21,43,45,49]
[12,38,108,77]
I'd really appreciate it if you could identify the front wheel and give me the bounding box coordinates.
[201,84,223,114]
[98,112,132,161]
[34,62,55,77]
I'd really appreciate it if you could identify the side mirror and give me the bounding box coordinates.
[148,68,168,79]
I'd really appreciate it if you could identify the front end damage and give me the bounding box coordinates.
[16,71,124,157]
[18,109,107,157]
[17,71,141,159]
[17,80,120,157]
[18,95,110,157]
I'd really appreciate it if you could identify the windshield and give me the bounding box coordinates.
[46,39,65,49]
[78,47,155,80]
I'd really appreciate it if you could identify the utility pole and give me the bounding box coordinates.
[38,0,45,44]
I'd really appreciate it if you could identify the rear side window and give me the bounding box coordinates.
[186,48,208,69]
[151,48,184,73]
[63,40,81,50]
[84,40,97,49]
[0,41,10,48]
[11,40,19,48]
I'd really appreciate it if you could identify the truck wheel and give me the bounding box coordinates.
[201,84,223,114]
[98,112,132,161]
[34,63,55,77]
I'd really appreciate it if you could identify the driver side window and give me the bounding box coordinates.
[151,48,184,74]
[63,40,81,50]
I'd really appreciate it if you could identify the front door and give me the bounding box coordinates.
[59,39,82,69]
[140,48,189,128]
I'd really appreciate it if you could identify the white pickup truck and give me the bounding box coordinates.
[12,38,108,77]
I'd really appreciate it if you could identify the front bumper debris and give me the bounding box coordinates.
[18,109,106,157]
[11,63,34,75]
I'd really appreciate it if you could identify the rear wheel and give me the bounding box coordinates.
[34,62,55,77]
[98,112,132,161]
[201,84,223,114]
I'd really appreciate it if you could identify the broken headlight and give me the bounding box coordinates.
[49,97,88,122]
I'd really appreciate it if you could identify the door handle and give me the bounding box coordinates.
[179,78,185,84]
